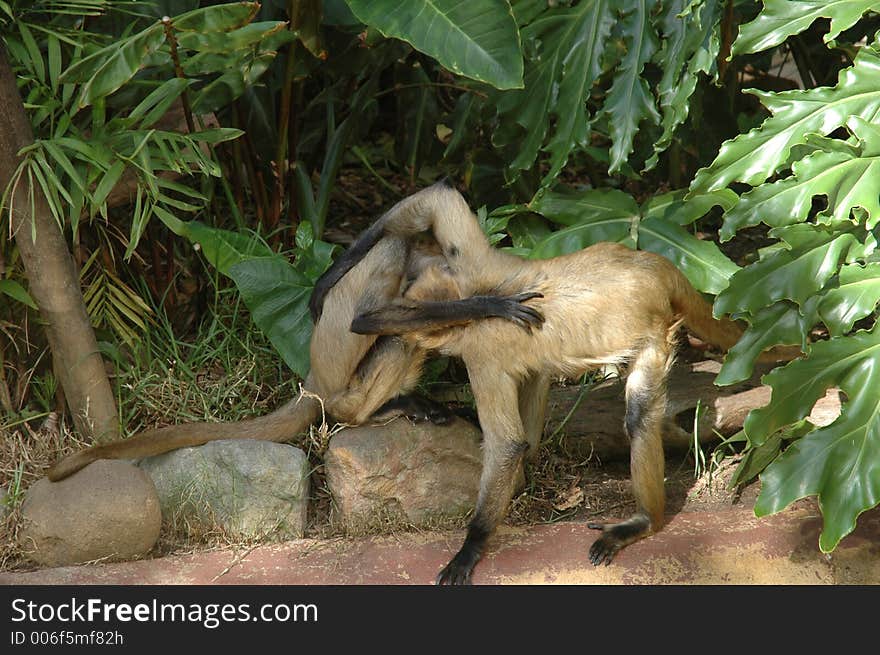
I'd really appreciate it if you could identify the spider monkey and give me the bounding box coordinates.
[46,195,543,482]
[313,181,800,585]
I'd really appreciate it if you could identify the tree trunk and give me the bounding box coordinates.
[0,48,119,442]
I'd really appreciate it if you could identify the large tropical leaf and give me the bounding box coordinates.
[690,43,880,194]
[732,0,880,56]
[342,0,523,89]
[602,0,660,173]
[527,188,738,294]
[714,222,869,315]
[753,326,880,552]
[156,217,334,378]
[695,12,880,557]
[492,0,721,185]
[646,0,723,169]
[492,0,617,184]
[720,117,880,239]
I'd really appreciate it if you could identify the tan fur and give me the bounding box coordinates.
[347,183,801,582]
[47,236,427,481]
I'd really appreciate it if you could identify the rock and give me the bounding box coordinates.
[325,417,482,526]
[18,460,161,567]
[138,440,310,540]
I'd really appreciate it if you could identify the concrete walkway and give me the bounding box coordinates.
[3,505,879,585]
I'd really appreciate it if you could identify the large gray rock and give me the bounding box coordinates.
[18,460,161,566]
[138,440,310,540]
[325,417,483,526]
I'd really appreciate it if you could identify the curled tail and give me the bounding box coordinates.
[47,391,322,482]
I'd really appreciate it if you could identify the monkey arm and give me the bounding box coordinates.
[350,292,544,335]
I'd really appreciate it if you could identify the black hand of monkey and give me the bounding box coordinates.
[484,292,544,332]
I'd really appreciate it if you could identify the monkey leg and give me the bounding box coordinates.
[351,293,544,336]
[519,371,550,461]
[436,370,526,585]
[588,338,671,566]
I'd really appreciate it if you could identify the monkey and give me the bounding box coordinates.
[312,181,800,585]
[46,194,545,482]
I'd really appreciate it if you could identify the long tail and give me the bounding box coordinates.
[47,391,322,482]
[670,271,801,362]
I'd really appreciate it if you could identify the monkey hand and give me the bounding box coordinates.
[483,292,545,332]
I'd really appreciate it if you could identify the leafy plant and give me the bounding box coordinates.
[691,2,880,551]
[158,210,335,378]
[490,0,725,185]
[2,2,286,254]
[509,186,739,295]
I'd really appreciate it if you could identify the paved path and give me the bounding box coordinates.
[3,505,879,585]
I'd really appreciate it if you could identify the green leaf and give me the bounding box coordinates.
[714,223,866,315]
[721,117,880,239]
[190,52,277,114]
[528,187,738,293]
[175,20,288,52]
[754,325,880,552]
[171,2,260,33]
[638,216,739,295]
[18,23,44,84]
[691,43,880,193]
[646,0,722,170]
[168,220,275,275]
[528,188,639,258]
[732,0,880,56]
[0,279,37,309]
[602,0,660,173]
[494,0,616,184]
[716,300,814,386]
[64,24,166,107]
[228,258,314,378]
[818,262,880,336]
[128,77,192,128]
[343,0,523,89]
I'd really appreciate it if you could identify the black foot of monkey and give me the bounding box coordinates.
[371,394,456,425]
[435,524,488,585]
[587,514,652,566]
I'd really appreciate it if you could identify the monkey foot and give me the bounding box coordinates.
[587,516,652,566]
[435,554,476,585]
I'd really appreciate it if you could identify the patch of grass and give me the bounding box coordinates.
[117,286,297,437]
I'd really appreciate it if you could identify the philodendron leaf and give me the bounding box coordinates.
[527,187,738,294]
[716,299,814,386]
[732,0,880,56]
[690,42,880,194]
[527,188,640,258]
[721,117,880,239]
[646,0,722,170]
[492,0,616,184]
[602,0,661,173]
[714,223,866,316]
[343,0,523,90]
[754,325,880,552]
[818,262,880,336]
[154,216,333,378]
